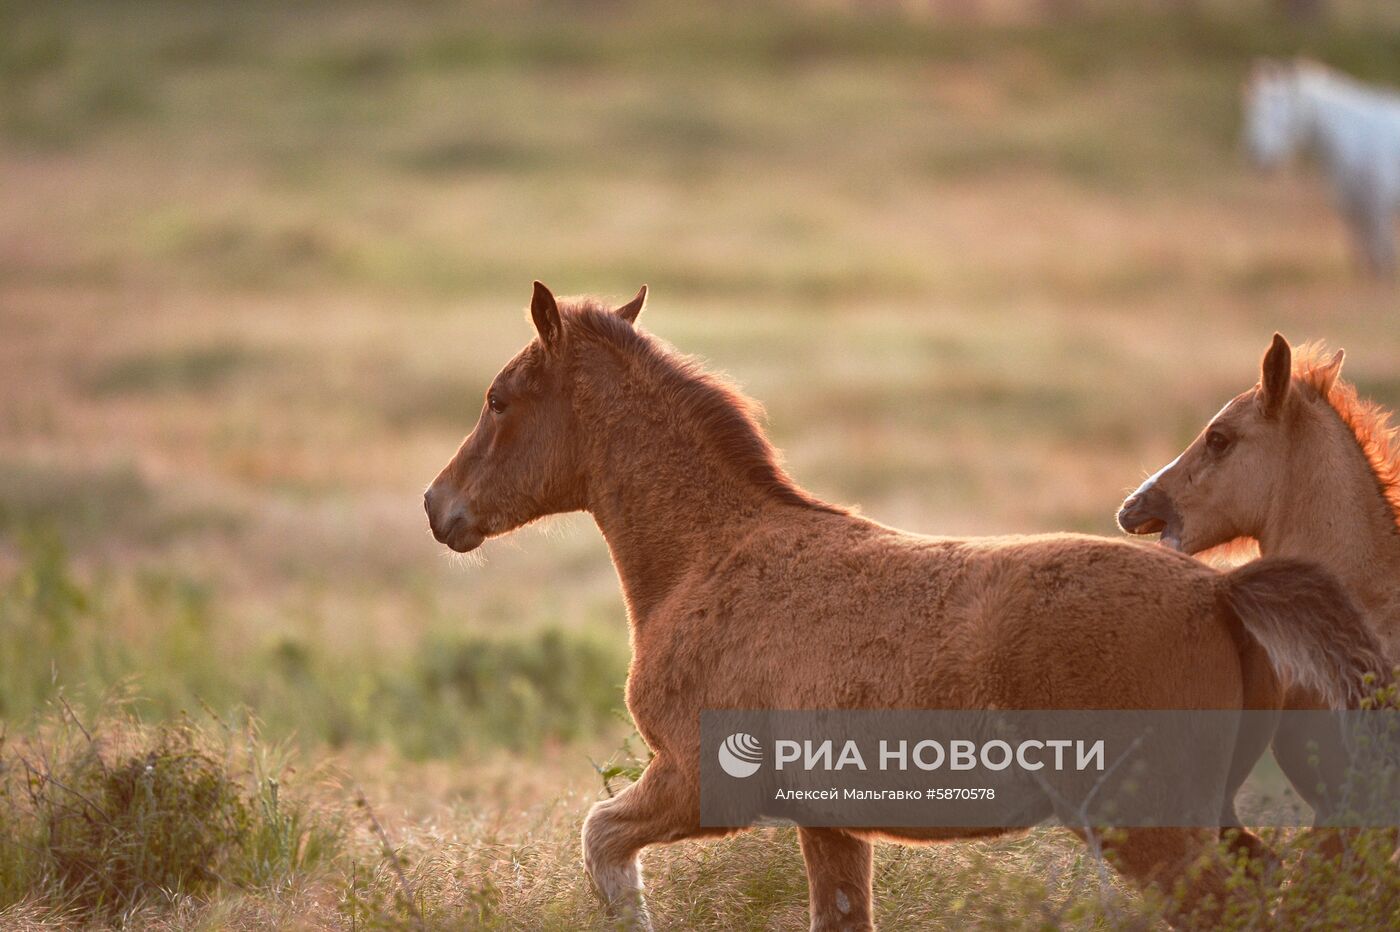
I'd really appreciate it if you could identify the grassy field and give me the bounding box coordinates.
[4,0,1400,927]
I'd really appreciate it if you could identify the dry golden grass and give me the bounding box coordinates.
[5,0,1400,927]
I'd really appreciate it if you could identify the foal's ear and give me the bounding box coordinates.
[531,280,562,351]
[1316,348,1345,398]
[1259,332,1293,417]
[615,284,647,324]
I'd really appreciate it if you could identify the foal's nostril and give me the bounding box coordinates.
[424,486,450,538]
[424,485,472,545]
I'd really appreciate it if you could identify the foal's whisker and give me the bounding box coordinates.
[445,548,487,570]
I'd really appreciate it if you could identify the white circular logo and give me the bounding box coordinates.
[718,732,763,778]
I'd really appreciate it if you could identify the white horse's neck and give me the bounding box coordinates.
[1292,68,1400,166]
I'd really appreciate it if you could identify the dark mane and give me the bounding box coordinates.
[561,300,845,515]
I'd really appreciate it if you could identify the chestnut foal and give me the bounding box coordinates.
[427,287,1384,930]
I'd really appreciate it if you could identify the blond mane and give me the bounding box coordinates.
[1294,342,1400,534]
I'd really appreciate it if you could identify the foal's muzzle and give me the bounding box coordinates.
[424,485,485,553]
[1117,485,1182,550]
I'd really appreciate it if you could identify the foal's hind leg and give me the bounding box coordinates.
[1271,709,1356,861]
[799,828,874,932]
[1076,827,1228,930]
[582,755,723,930]
[1219,668,1281,870]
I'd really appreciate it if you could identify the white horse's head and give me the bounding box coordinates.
[1243,61,1307,169]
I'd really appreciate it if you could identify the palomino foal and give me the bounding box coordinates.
[1118,333,1400,660]
[427,285,1385,931]
[1120,334,1400,828]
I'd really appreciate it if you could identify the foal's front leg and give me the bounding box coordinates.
[799,828,875,932]
[582,756,717,930]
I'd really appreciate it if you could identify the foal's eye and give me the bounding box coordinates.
[488,392,507,415]
[1205,430,1232,455]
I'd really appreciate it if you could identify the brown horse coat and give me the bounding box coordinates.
[427,287,1384,931]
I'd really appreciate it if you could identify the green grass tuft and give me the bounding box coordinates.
[0,705,343,920]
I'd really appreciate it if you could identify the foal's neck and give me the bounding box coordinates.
[571,342,791,621]
[1260,408,1400,644]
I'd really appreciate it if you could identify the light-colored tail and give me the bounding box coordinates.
[1219,558,1388,710]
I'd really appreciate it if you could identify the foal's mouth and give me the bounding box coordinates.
[1120,516,1184,552]
[442,525,485,554]
[1116,489,1183,551]
[426,506,487,553]
[1122,515,1167,536]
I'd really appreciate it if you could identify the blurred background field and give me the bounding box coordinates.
[3,0,1400,927]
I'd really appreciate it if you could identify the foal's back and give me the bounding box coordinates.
[640,509,1246,715]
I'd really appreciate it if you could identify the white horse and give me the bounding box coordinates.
[1245,59,1400,276]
